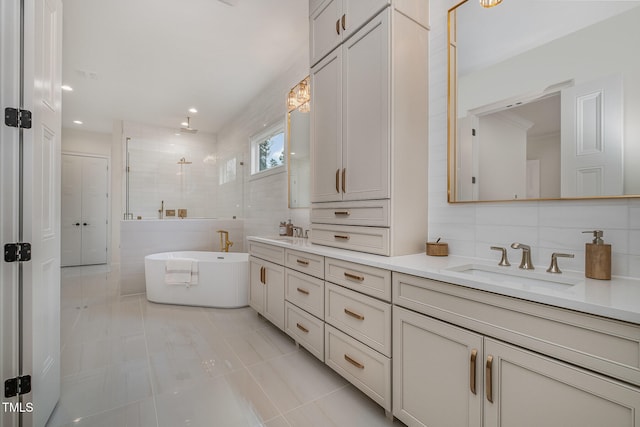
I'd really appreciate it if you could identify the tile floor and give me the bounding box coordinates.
[47,265,405,427]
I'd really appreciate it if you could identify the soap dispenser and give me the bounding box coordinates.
[582,230,611,280]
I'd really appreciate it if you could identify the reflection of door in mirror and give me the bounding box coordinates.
[448,0,640,202]
[288,76,311,208]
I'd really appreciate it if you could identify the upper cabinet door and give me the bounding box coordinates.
[310,0,341,66]
[341,0,390,40]
[342,9,390,201]
[311,48,343,203]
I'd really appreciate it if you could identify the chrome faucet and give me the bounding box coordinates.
[217,230,233,252]
[546,252,574,273]
[511,243,534,270]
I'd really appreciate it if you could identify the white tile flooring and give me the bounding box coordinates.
[47,265,405,427]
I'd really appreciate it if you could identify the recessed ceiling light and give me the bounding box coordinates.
[73,120,83,125]
[188,108,198,113]
[181,121,188,127]
[61,85,73,91]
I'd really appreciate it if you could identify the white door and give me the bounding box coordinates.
[393,306,483,427]
[484,338,640,427]
[311,47,343,203]
[61,155,82,266]
[61,154,108,266]
[342,9,389,201]
[561,75,623,197]
[22,0,63,424]
[1,0,22,425]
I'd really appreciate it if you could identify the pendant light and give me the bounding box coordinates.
[479,0,502,8]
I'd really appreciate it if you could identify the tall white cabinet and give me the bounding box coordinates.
[61,154,109,266]
[309,0,429,256]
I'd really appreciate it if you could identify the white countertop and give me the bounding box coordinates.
[248,236,640,325]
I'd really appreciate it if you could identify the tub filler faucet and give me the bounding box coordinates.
[217,230,233,252]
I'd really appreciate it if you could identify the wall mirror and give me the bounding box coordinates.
[448,0,640,202]
[287,76,311,208]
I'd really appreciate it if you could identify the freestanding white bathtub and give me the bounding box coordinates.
[144,251,249,308]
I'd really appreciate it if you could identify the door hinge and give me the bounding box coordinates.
[4,108,32,129]
[4,243,32,262]
[4,375,31,398]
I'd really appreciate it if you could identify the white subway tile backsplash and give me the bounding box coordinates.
[475,204,539,227]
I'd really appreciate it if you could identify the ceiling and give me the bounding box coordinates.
[61,0,309,134]
[456,0,640,77]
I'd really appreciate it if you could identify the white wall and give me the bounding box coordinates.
[527,133,561,199]
[429,1,640,278]
[216,43,311,246]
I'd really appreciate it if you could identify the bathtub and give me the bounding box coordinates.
[144,251,249,308]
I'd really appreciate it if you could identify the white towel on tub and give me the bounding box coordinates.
[165,258,199,286]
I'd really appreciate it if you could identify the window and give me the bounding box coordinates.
[250,122,285,176]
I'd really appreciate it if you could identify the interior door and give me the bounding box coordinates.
[80,156,108,265]
[561,74,623,197]
[61,155,82,266]
[1,0,22,424]
[21,0,63,424]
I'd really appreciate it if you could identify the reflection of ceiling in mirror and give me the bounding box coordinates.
[457,0,640,76]
[483,94,560,139]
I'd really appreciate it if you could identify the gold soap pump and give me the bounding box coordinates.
[582,230,611,280]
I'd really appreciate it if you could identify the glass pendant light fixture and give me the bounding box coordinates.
[479,0,502,8]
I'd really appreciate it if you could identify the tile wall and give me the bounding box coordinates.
[428,0,640,278]
[215,43,311,246]
[119,218,244,295]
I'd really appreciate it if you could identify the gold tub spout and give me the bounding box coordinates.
[217,230,233,252]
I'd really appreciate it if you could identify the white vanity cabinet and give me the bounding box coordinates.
[392,272,640,427]
[310,0,390,67]
[248,241,286,329]
[249,256,285,330]
[324,257,393,412]
[309,1,429,256]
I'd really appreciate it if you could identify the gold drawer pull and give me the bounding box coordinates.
[334,210,351,216]
[486,355,494,403]
[470,349,477,395]
[260,266,265,284]
[344,272,364,281]
[344,354,364,369]
[296,259,310,266]
[342,168,346,193]
[336,169,340,193]
[341,14,346,31]
[344,308,364,320]
[296,287,310,295]
[334,234,350,240]
[336,19,340,35]
[296,323,309,333]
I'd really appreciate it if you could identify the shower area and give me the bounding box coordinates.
[122,122,245,220]
[119,121,246,295]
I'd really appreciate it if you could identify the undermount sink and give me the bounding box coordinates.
[444,264,582,291]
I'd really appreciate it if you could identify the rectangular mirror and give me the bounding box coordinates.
[448,0,640,202]
[287,76,311,208]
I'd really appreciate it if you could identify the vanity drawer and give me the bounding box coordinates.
[285,249,324,279]
[310,224,390,256]
[285,302,324,362]
[393,272,640,387]
[325,283,391,357]
[285,269,325,319]
[325,258,391,302]
[325,324,391,411]
[310,200,390,227]
[248,241,284,264]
